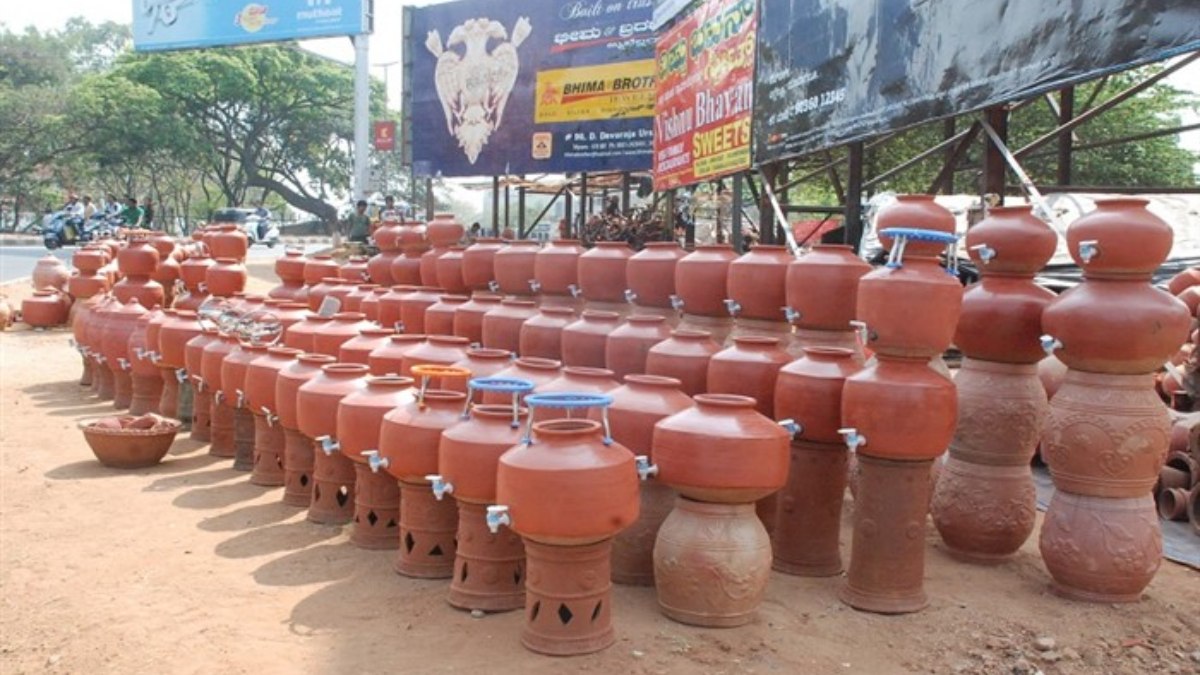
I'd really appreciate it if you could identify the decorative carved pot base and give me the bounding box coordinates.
[521,538,615,656]
[931,456,1036,564]
[654,498,771,628]
[841,455,933,615]
[129,374,163,415]
[351,464,400,550]
[112,371,133,409]
[191,387,212,442]
[307,447,356,524]
[773,440,848,577]
[950,359,1047,466]
[449,501,526,612]
[250,416,285,487]
[395,482,458,578]
[611,481,675,586]
[232,407,255,471]
[208,400,236,458]
[281,429,314,507]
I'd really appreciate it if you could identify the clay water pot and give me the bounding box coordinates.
[1039,492,1161,602]
[283,314,330,353]
[245,346,301,487]
[1157,487,1190,521]
[207,223,248,261]
[127,313,164,415]
[955,277,1056,364]
[205,258,246,298]
[112,275,164,309]
[245,346,300,419]
[1167,267,1200,295]
[420,245,449,286]
[561,310,621,368]
[179,253,214,292]
[360,287,388,322]
[602,315,671,381]
[1066,198,1173,279]
[772,439,848,576]
[151,256,180,305]
[482,298,538,353]
[400,286,442,334]
[481,357,563,404]
[578,242,631,303]
[425,294,469,336]
[784,244,871,331]
[493,240,540,295]
[534,367,620,422]
[856,255,963,359]
[274,353,335,505]
[931,457,1037,564]
[653,394,790,503]
[68,273,109,299]
[374,223,403,252]
[319,278,357,312]
[342,283,377,313]
[1041,370,1169,497]
[1041,279,1190,374]
[626,242,685,309]
[435,246,469,293]
[400,335,470,377]
[200,333,239,456]
[117,240,159,277]
[367,251,399,287]
[303,254,339,286]
[947,359,1047,466]
[338,327,397,365]
[389,251,424,286]
[275,249,307,284]
[102,299,148,409]
[841,357,958,461]
[453,293,503,344]
[74,247,109,274]
[397,221,430,254]
[726,245,791,321]
[377,285,417,329]
[438,402,530,505]
[775,347,861,444]
[674,245,736,317]
[533,239,584,297]
[311,312,374,357]
[448,348,514,399]
[876,195,956,257]
[841,455,935,614]
[965,205,1057,275]
[33,255,70,291]
[339,255,370,283]
[297,363,369,523]
[224,342,268,471]
[22,290,70,327]
[184,328,218,440]
[519,306,576,360]
[461,237,503,290]
[368,334,427,376]
[296,363,370,439]
[645,329,721,396]
[87,299,118,400]
[707,336,791,418]
[427,212,465,246]
[219,340,263,408]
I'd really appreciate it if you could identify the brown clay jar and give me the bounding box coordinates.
[448,348,514,399]
[519,306,577,361]
[707,336,791,418]
[303,254,339,286]
[420,245,449,286]
[341,283,377,313]
[400,286,444,335]
[359,286,388,322]
[435,246,469,293]
[101,299,148,409]
[206,223,248,261]
[726,245,792,321]
[533,239,584,297]
[452,292,503,344]
[296,363,370,523]
[492,240,540,295]
[127,313,164,415]
[439,404,529,504]
[561,310,621,368]
[376,285,417,329]
[931,457,1037,564]
[955,277,1056,364]
[204,258,246,298]
[480,357,563,404]
[400,335,470,377]
[1065,198,1173,279]
[311,312,375,357]
[946,359,1047,466]
[33,255,70,290]
[389,251,424,286]
[275,353,336,505]
[784,244,871,331]
[424,294,469,336]
[22,290,70,327]
[282,314,330,353]
[673,245,736,317]
[604,315,671,381]
[339,255,370,283]
[427,212,465,246]
[875,195,956,256]
[481,298,538,354]
[461,237,503,290]
[577,242,631,303]
[774,347,861,443]
[841,357,957,461]
[533,367,620,422]
[626,242,685,309]
[337,327,397,365]
[856,255,963,359]
[368,334,427,376]
[965,205,1057,275]
[645,329,721,396]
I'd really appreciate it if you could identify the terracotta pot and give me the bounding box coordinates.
[274,353,335,505]
[374,223,403,252]
[725,245,791,321]
[341,283,377,313]
[653,394,790,503]
[427,212,465,246]
[604,315,671,381]
[955,277,1056,364]
[626,242,685,309]
[378,389,467,481]
[282,314,330,353]
[533,239,584,297]
[205,258,246,298]
[857,255,963,359]
[653,498,771,627]
[1041,370,1169,497]
[117,240,160,278]
[949,359,1047,466]
[425,294,468,336]
[244,346,300,419]
[296,363,369,441]
[644,329,720,396]
[435,246,469,293]
[841,455,934,614]
[275,249,307,283]
[68,273,109,299]
[452,292,503,344]
[1066,198,1173,279]
[578,242,631,303]
[397,221,430,254]
[772,439,848,576]
[439,403,530,504]
[339,377,415,548]
[400,286,442,334]
[1157,487,1190,521]
[183,328,219,402]
[784,244,871,331]
[33,255,70,291]
[461,238,504,290]
[151,256,180,305]
[400,335,470,377]
[447,501,526,611]
[82,418,181,468]
[389,251,424,286]
[965,205,1057,275]
[297,364,369,522]
[420,245,449,286]
[496,417,639,545]
[22,289,70,327]
[707,336,791,417]
[1167,267,1200,295]
[1176,286,1200,317]
[482,298,538,354]
[876,195,956,257]
[520,538,616,655]
[337,327,396,365]
[519,306,576,360]
[480,357,563,404]
[1037,355,1068,400]
[448,348,514,399]
[533,367,620,421]
[1039,492,1161,602]
[376,285,417,329]
[339,255,370,283]
[303,254,339,286]
[311,312,374,357]
[931,457,1037,564]
[775,347,861,444]
[560,310,621,368]
[841,357,957,461]
[367,251,399,287]
[199,332,237,404]
[221,342,266,410]
[368,334,427,376]
[178,253,214,292]
[493,240,540,295]
[359,287,388,322]
[127,319,164,415]
[72,248,107,275]
[674,245,736,317]
[1041,279,1190,374]
[102,299,148,408]
[207,224,248,261]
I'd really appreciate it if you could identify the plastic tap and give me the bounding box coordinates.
[1040,334,1063,356]
[839,428,867,452]
[724,298,742,317]
[567,283,582,298]
[486,505,511,534]
[362,450,389,473]
[314,435,340,455]
[782,307,801,323]
[969,244,996,264]
[778,419,803,438]
[260,406,278,426]
[487,280,500,293]
[117,357,131,371]
[134,347,148,360]
[634,455,658,481]
[849,320,870,345]
[214,390,225,403]
[235,390,245,408]
[528,279,541,293]
[426,474,454,500]
[393,321,405,333]
[175,368,188,384]
[1077,240,1100,264]
[624,289,638,304]
[669,295,684,311]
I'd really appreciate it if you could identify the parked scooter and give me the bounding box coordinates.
[42,212,116,249]
[244,213,280,248]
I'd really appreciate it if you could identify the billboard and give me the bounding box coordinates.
[652,0,755,191]
[754,0,1200,162]
[406,0,657,177]
[133,0,371,52]
[373,121,397,151]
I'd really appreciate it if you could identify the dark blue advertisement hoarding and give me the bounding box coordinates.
[406,0,657,177]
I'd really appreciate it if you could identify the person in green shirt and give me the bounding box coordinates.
[119,196,144,228]
[345,199,371,243]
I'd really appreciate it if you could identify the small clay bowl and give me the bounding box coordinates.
[81,417,182,468]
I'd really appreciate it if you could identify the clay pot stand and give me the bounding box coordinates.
[281,428,314,507]
[448,501,526,612]
[307,445,355,524]
[250,414,285,487]
[395,481,458,578]
[520,538,615,656]
[350,464,400,550]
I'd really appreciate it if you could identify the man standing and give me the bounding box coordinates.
[345,200,371,244]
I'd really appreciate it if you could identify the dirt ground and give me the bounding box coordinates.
[1,267,1198,675]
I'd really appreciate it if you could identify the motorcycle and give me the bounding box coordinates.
[42,212,115,249]
[243,213,280,248]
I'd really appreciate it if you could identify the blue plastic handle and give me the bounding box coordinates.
[469,377,535,394]
[879,227,958,244]
[524,392,613,410]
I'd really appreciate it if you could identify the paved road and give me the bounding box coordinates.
[0,244,325,284]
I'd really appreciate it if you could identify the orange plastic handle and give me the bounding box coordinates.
[410,364,471,380]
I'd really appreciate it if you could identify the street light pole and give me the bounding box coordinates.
[353,34,371,201]
[373,60,400,110]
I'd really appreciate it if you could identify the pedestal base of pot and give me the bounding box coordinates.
[232,407,255,471]
[653,498,771,627]
[129,373,164,415]
[395,481,458,578]
[1039,491,1162,603]
[773,440,848,577]
[281,429,314,507]
[677,314,733,347]
[841,455,933,615]
[191,387,211,441]
[611,481,675,586]
[112,370,133,409]
[175,379,193,432]
[931,457,1036,564]
[250,416,285,487]
[158,368,179,419]
[351,464,400,550]
[521,538,615,656]
[448,501,526,612]
[209,400,236,458]
[308,448,355,524]
[80,356,93,386]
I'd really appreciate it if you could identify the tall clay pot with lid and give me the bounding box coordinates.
[297,364,370,524]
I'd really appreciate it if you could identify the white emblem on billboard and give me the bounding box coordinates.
[426,17,532,164]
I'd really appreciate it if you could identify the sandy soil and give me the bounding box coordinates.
[1,268,1198,675]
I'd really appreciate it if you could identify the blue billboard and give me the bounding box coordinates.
[406,0,656,177]
[133,0,371,52]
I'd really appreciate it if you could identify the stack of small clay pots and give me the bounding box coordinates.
[930,206,1057,563]
[1038,199,1191,601]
